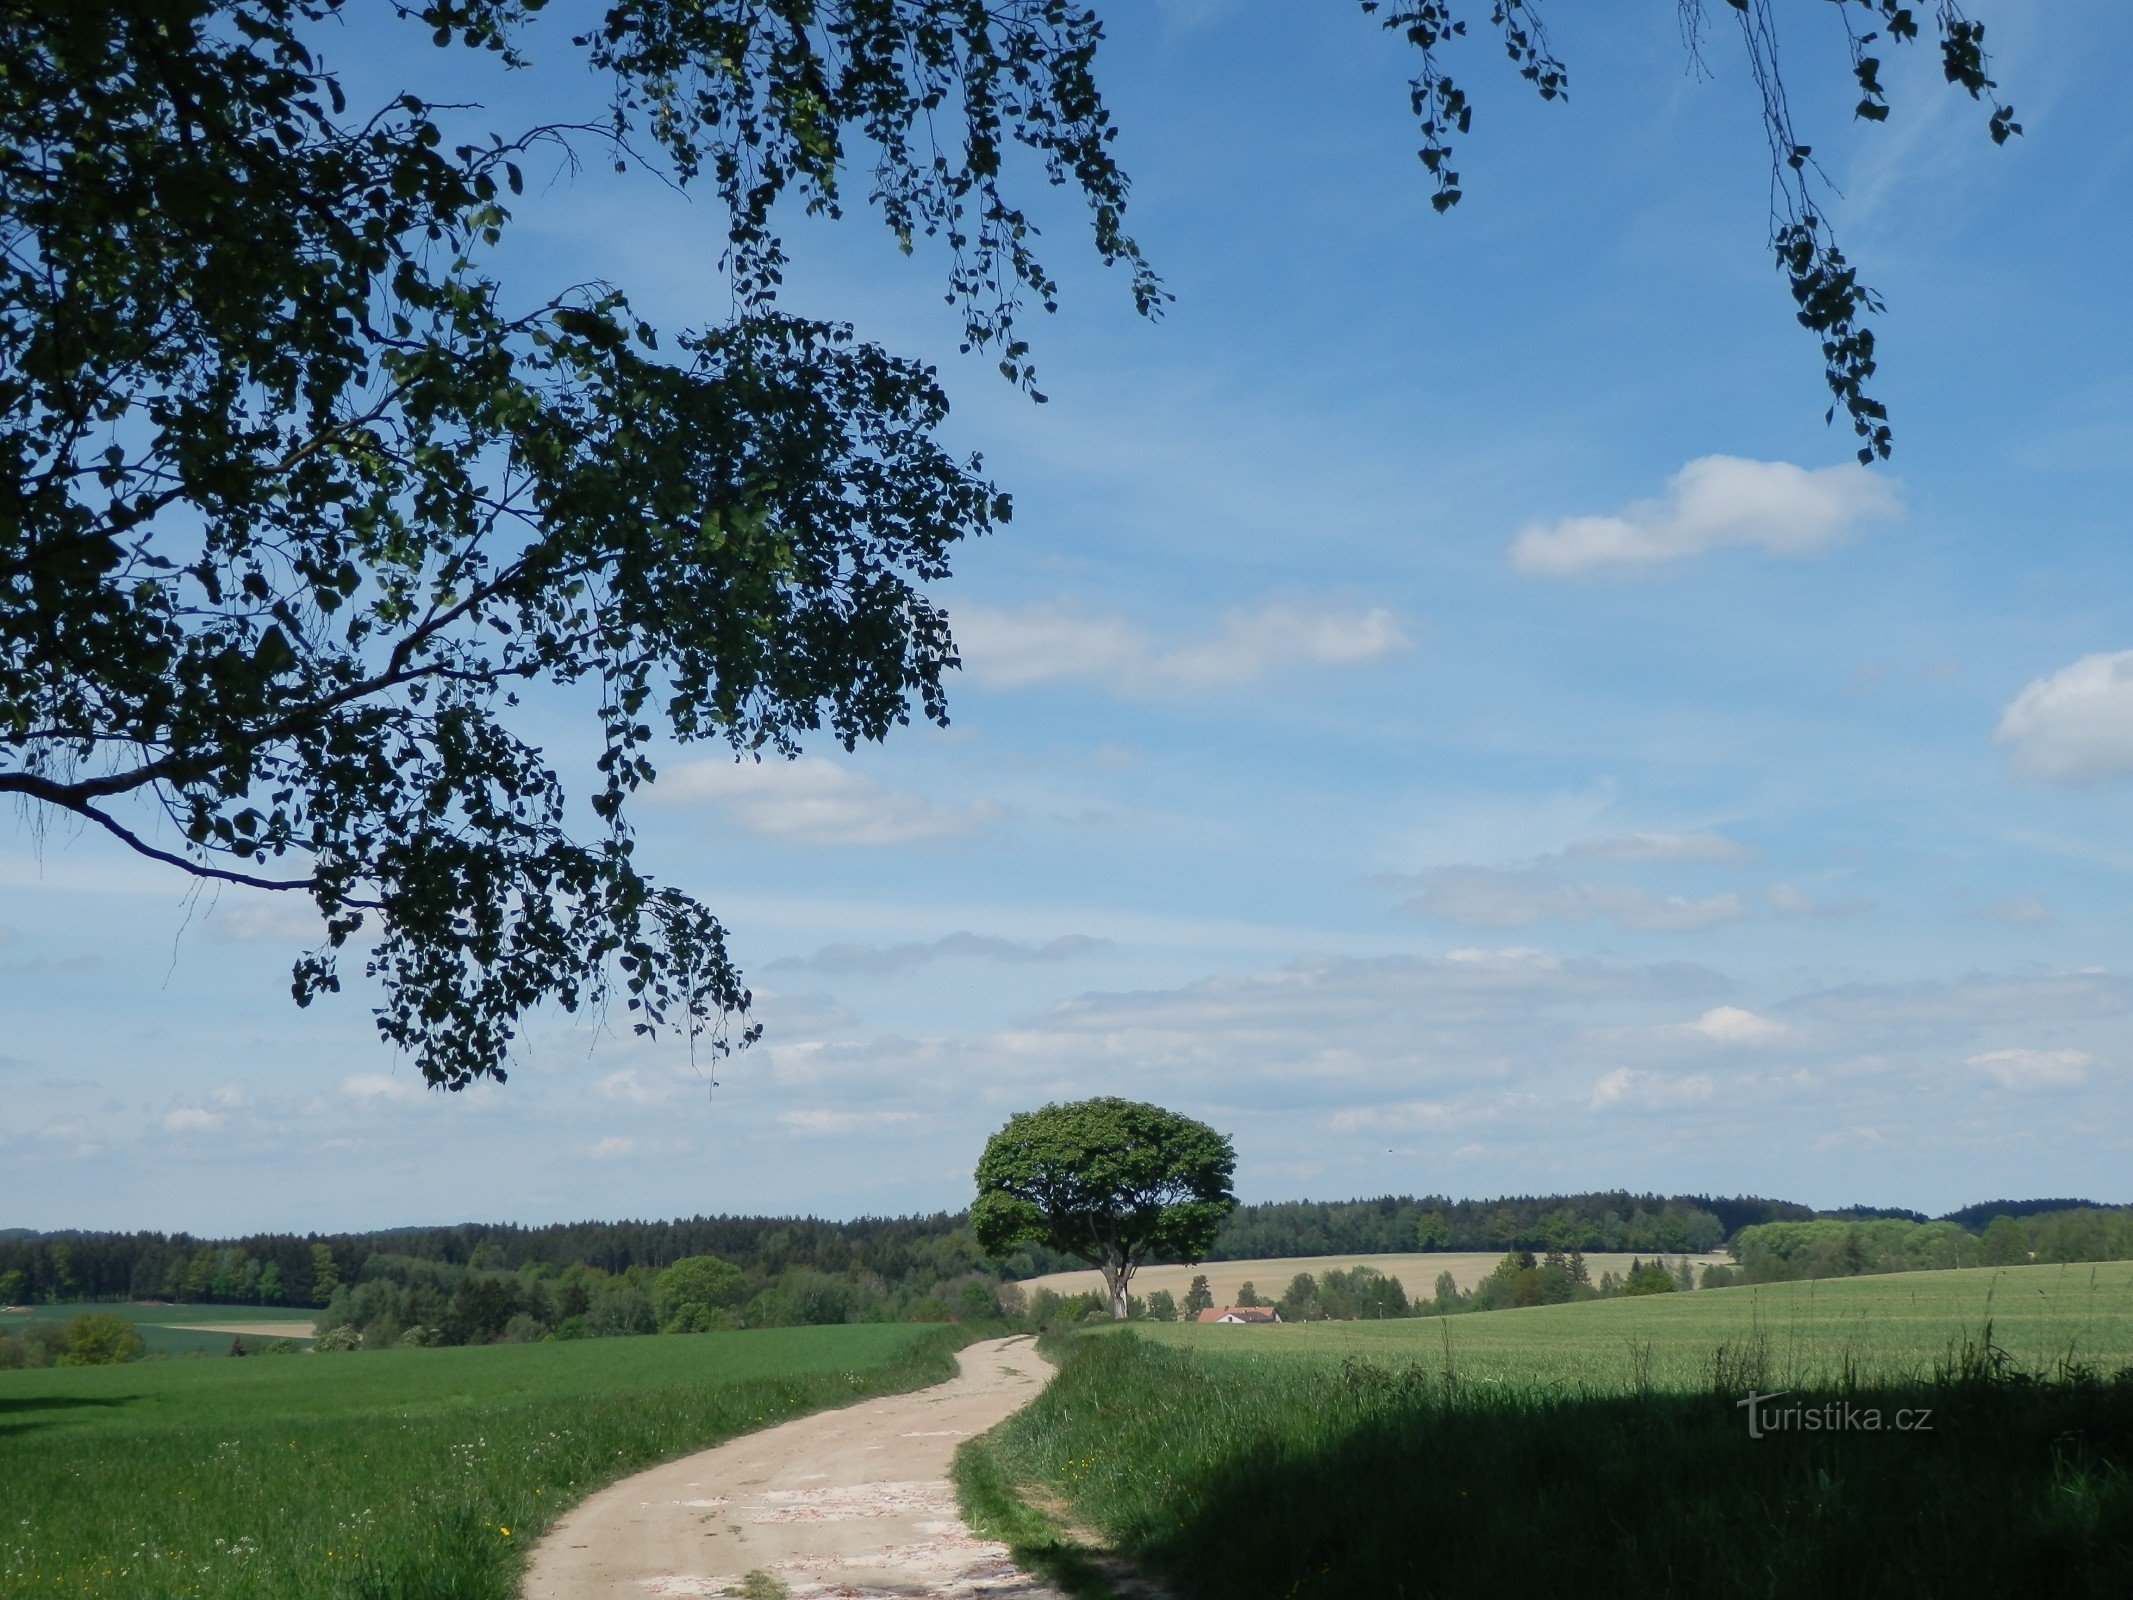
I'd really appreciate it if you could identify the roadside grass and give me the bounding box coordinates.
[0,1322,969,1599]
[982,1265,2133,1599]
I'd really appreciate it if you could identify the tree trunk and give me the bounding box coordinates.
[1101,1257,1132,1320]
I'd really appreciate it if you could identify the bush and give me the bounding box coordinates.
[55,1312,145,1366]
[1621,1260,1678,1297]
[313,1325,362,1352]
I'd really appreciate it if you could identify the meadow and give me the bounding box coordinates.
[0,1321,969,1599]
[1,1301,316,1357]
[1138,1259,2133,1384]
[965,1263,2133,1599]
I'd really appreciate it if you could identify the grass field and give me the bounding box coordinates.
[1,1302,316,1357]
[1134,1260,2133,1385]
[0,1321,969,1599]
[968,1263,2133,1599]
[1020,1250,1731,1308]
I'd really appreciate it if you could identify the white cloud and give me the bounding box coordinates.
[953,595,1410,697]
[1996,651,2133,783]
[652,755,1002,846]
[590,1066,694,1106]
[1326,1099,1459,1132]
[1588,1068,1716,1111]
[1565,831,1755,863]
[1397,865,1749,932]
[775,1108,921,1136]
[161,1105,224,1133]
[1966,1047,2095,1091]
[204,900,326,944]
[341,1072,426,1104]
[775,931,1109,976]
[1680,1005,1788,1046]
[1510,456,1900,576]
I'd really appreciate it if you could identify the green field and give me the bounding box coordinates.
[968,1265,2133,1600]
[0,1321,968,1599]
[1,1301,316,1357]
[1133,1260,2133,1388]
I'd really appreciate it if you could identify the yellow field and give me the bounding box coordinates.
[1018,1249,1734,1308]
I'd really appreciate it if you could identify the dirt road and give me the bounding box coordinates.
[522,1335,1062,1600]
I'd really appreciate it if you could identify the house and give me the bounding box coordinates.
[1195,1305,1280,1324]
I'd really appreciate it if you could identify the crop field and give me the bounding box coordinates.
[0,1321,967,1600]
[1,1301,316,1356]
[1019,1249,1732,1307]
[969,1264,2133,1599]
[1133,1260,2133,1387]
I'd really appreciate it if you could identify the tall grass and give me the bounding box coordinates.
[0,1322,969,1599]
[976,1318,2133,1598]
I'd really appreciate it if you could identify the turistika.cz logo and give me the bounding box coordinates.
[1736,1390,1934,1439]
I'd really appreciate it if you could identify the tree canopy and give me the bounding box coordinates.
[0,2,2016,1087]
[972,1097,1236,1319]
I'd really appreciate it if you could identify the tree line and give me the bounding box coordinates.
[7,1195,2127,1318]
[0,1214,1074,1310]
[1732,1207,2133,1283]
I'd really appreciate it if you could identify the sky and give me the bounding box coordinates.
[7,2,2133,1236]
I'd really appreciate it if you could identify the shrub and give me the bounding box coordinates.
[313,1325,362,1352]
[1621,1260,1678,1297]
[55,1312,145,1366]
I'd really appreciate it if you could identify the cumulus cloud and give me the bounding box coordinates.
[1996,652,2133,784]
[1510,456,1900,576]
[161,1105,225,1134]
[1966,1047,2095,1091]
[953,595,1410,697]
[774,932,1109,976]
[1396,865,1749,932]
[733,943,1732,1147]
[1679,1005,1788,1045]
[652,755,1002,846]
[776,1108,921,1136]
[1589,1068,1715,1111]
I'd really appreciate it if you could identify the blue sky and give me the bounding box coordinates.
[8,2,2133,1235]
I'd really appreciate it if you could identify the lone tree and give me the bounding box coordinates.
[2,3,2020,1086]
[972,1097,1236,1321]
[652,1253,747,1334]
